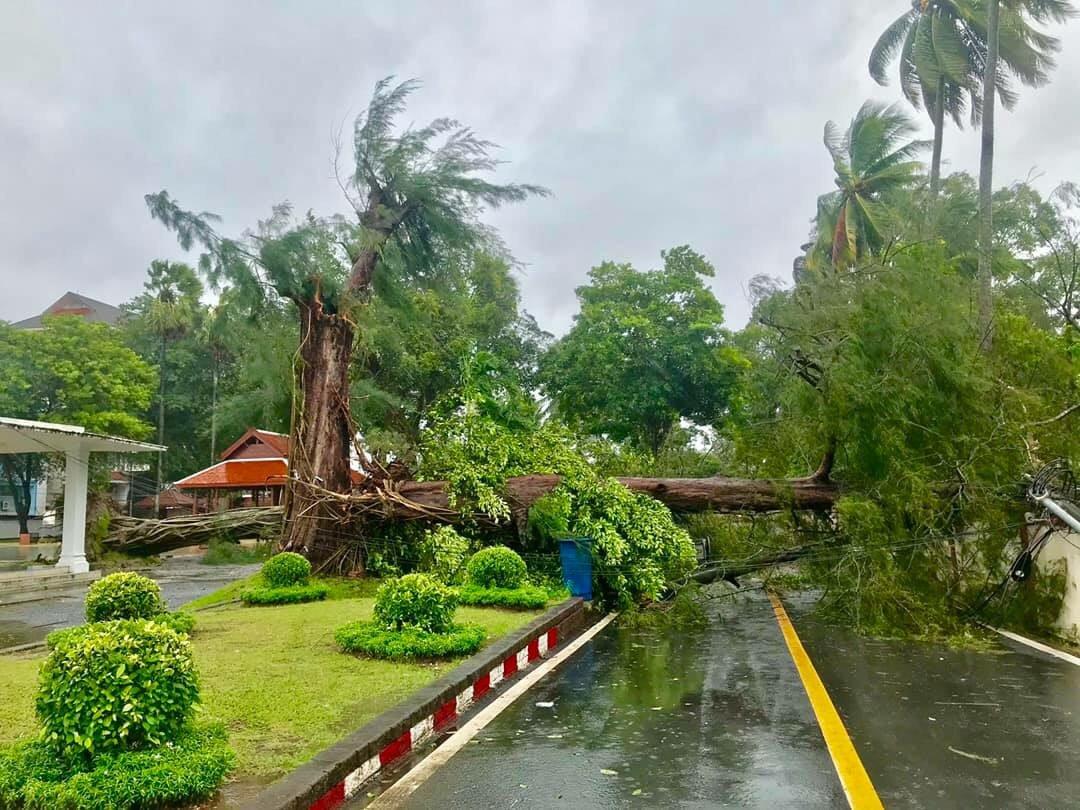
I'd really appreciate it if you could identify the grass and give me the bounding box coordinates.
[0,579,540,780]
[183,573,380,611]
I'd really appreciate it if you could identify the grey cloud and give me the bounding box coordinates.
[2,2,1078,332]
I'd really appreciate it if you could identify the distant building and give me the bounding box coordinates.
[10,291,123,330]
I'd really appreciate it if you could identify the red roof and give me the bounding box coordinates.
[135,489,195,508]
[218,428,290,461]
[175,458,289,490]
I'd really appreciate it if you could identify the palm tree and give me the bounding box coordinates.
[816,101,929,269]
[977,0,1073,347]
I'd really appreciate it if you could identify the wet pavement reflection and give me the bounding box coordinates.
[389,592,845,808]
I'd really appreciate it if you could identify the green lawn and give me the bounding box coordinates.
[0,586,542,779]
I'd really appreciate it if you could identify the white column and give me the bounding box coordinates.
[57,443,90,573]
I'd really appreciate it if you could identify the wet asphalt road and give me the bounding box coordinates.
[375,591,1080,809]
[0,557,259,648]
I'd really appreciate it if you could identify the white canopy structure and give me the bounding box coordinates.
[0,417,164,572]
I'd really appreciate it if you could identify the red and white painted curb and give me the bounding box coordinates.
[309,627,560,810]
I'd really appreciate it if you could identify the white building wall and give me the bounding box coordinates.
[1041,532,1080,637]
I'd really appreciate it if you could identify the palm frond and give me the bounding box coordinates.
[870,9,919,84]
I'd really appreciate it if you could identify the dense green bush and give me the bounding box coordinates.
[37,620,199,761]
[46,611,195,650]
[457,583,550,610]
[240,582,330,605]
[466,546,527,589]
[418,525,471,584]
[335,621,485,661]
[373,574,457,633]
[261,551,312,587]
[84,572,164,623]
[0,723,234,810]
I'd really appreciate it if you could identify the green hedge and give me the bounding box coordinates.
[45,611,195,650]
[84,572,164,623]
[334,621,486,660]
[456,583,550,610]
[37,620,199,761]
[240,582,330,606]
[0,724,234,810]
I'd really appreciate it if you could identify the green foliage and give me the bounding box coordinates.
[46,612,195,650]
[200,538,274,565]
[990,560,1069,637]
[418,525,472,584]
[334,621,486,661]
[456,584,550,610]
[37,620,199,761]
[240,582,330,606]
[261,552,312,587]
[84,572,165,623]
[466,546,528,589]
[540,246,744,453]
[0,723,234,810]
[373,574,457,633]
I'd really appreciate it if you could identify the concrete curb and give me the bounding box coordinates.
[242,598,586,810]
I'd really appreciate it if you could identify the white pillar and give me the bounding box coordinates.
[57,443,90,573]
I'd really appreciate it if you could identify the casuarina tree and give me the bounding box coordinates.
[146,77,546,565]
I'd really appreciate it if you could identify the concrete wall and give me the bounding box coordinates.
[1040,532,1080,638]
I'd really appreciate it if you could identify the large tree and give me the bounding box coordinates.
[123,261,203,509]
[147,77,546,563]
[0,318,155,535]
[540,246,743,455]
[813,101,928,270]
[977,0,1074,348]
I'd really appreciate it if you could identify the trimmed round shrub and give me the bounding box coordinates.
[335,621,486,661]
[261,551,312,587]
[373,574,457,633]
[37,619,199,761]
[466,546,527,589]
[84,572,164,623]
[45,611,196,650]
[418,525,471,584]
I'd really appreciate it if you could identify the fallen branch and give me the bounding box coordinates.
[105,507,284,555]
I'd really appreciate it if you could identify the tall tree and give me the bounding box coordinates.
[815,101,928,269]
[146,77,546,562]
[123,261,203,511]
[977,0,1074,348]
[0,319,155,536]
[540,246,744,455]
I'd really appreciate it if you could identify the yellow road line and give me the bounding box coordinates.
[769,593,884,810]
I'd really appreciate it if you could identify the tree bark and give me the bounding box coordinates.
[977,0,1000,351]
[281,301,355,562]
[929,76,946,198]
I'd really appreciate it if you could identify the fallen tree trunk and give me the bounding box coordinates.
[104,473,838,555]
[106,507,284,556]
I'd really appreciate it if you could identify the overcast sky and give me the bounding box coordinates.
[3,2,1080,332]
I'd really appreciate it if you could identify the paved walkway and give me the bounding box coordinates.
[0,557,258,648]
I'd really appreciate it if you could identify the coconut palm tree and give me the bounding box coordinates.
[815,101,929,269]
[977,0,1073,346]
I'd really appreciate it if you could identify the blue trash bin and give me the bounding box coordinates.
[559,538,593,601]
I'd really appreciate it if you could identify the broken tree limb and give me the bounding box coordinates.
[105,507,284,556]
[103,471,839,555]
[688,544,813,586]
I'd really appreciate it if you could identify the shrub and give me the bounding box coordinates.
[36,620,199,761]
[240,582,330,606]
[373,574,457,633]
[335,621,485,661]
[418,526,471,584]
[201,537,274,566]
[84,572,164,623]
[45,611,195,650]
[466,546,527,589]
[261,552,312,587]
[0,724,234,810]
[457,583,550,610]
